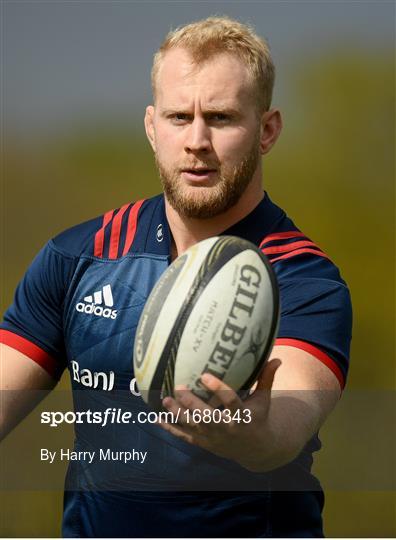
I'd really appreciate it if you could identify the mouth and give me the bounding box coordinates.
[181,168,217,177]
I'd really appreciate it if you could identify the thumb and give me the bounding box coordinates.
[255,357,282,392]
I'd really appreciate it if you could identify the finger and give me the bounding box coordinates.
[156,418,194,444]
[200,373,243,412]
[162,396,191,427]
[174,386,214,414]
[163,396,206,433]
[255,357,282,392]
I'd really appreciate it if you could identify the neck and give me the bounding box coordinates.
[165,179,264,259]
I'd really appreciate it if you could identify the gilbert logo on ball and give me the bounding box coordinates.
[133,236,279,411]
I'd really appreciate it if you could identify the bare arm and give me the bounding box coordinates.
[0,344,57,440]
[238,344,342,471]
[160,344,342,472]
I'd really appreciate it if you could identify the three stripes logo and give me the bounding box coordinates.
[260,231,329,264]
[75,284,118,319]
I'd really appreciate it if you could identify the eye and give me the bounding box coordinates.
[169,113,190,124]
[208,113,231,124]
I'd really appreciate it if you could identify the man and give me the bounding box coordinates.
[0,17,352,537]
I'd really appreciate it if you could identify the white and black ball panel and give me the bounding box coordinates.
[134,236,219,397]
[134,252,188,369]
[133,236,279,410]
[175,249,277,400]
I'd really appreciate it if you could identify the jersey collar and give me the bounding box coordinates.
[220,191,284,246]
[144,192,284,257]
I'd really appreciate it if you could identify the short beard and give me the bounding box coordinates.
[156,136,261,219]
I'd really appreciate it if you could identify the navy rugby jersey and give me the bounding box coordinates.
[1,193,352,538]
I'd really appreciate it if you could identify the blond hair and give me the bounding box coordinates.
[151,16,275,113]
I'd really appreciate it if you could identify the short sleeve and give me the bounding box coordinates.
[0,241,76,379]
[273,255,353,388]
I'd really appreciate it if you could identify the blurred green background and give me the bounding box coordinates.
[1,0,395,537]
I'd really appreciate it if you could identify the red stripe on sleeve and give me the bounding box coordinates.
[270,247,330,263]
[260,231,306,248]
[0,329,61,380]
[275,337,345,389]
[263,240,320,256]
[108,203,131,259]
[122,199,145,256]
[94,210,114,258]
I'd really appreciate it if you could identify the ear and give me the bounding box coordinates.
[144,105,156,152]
[259,108,282,155]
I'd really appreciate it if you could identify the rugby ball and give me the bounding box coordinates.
[133,236,279,411]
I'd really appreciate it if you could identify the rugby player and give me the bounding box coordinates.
[0,17,352,537]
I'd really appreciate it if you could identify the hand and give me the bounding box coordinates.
[158,358,281,471]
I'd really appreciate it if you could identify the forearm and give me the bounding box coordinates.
[237,391,324,472]
[160,351,341,472]
[0,344,56,441]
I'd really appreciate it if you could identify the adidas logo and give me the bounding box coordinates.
[75,284,118,319]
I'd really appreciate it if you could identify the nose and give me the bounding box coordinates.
[184,117,212,154]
